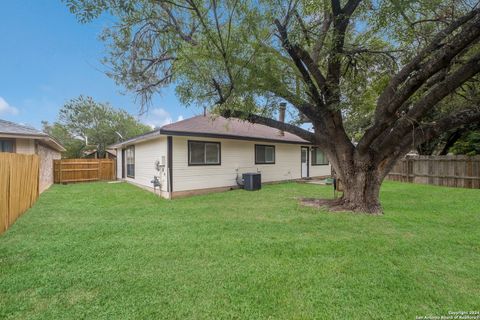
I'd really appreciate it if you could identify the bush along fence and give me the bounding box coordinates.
[0,153,39,234]
[386,155,480,189]
[54,159,116,184]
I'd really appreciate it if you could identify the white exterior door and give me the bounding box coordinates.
[301,147,308,178]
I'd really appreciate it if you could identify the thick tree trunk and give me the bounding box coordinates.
[328,151,384,214]
[341,170,383,214]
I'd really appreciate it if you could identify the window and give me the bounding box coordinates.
[0,139,15,153]
[126,145,135,178]
[255,144,275,164]
[312,147,328,165]
[188,141,221,165]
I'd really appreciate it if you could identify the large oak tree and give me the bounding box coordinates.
[66,0,480,213]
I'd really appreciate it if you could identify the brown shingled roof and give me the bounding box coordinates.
[160,115,310,144]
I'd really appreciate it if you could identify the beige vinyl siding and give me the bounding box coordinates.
[309,159,331,177]
[120,137,169,193]
[171,136,331,192]
[15,138,36,154]
[309,147,331,177]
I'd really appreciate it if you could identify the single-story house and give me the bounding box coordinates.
[0,119,65,193]
[110,114,331,198]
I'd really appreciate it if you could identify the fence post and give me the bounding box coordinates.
[97,159,100,181]
[404,157,409,182]
[59,161,62,184]
[408,156,414,183]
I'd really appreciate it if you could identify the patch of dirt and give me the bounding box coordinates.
[299,198,349,212]
[299,198,384,215]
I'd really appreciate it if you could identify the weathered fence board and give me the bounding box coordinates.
[0,153,39,234]
[54,159,115,184]
[386,155,480,189]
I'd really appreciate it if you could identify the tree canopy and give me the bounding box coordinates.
[43,96,151,158]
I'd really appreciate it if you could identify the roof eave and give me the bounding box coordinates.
[159,129,312,145]
[107,127,312,148]
[108,130,162,149]
[39,137,66,152]
[0,132,48,139]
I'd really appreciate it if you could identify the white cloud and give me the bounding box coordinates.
[0,97,19,116]
[142,108,185,129]
[152,107,170,119]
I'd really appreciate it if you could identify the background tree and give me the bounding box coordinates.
[415,84,480,155]
[65,0,480,213]
[449,127,480,155]
[42,121,85,158]
[44,96,151,158]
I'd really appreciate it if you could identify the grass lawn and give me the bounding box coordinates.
[0,181,479,319]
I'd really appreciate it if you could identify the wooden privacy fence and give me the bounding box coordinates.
[386,155,480,189]
[54,158,116,184]
[0,153,39,234]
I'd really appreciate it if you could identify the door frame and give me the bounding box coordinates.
[301,146,309,178]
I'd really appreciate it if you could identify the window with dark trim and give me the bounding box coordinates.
[188,141,221,165]
[311,147,328,165]
[0,139,15,153]
[126,145,135,178]
[255,144,275,164]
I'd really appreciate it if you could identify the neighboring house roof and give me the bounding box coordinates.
[83,148,117,157]
[0,119,66,152]
[83,149,96,156]
[110,115,311,148]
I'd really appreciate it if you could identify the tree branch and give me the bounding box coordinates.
[376,8,480,115]
[158,2,198,44]
[295,47,328,94]
[411,18,450,26]
[330,0,341,16]
[294,9,311,45]
[408,52,480,121]
[255,80,330,136]
[326,0,362,105]
[357,9,480,154]
[375,51,480,155]
[274,19,325,107]
[311,13,332,63]
[342,0,363,16]
[378,106,480,178]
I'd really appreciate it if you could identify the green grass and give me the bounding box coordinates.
[0,181,479,319]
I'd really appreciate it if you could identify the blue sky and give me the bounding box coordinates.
[0,1,196,130]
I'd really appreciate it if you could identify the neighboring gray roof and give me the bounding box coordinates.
[0,119,48,136]
[0,119,65,152]
[110,115,310,148]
